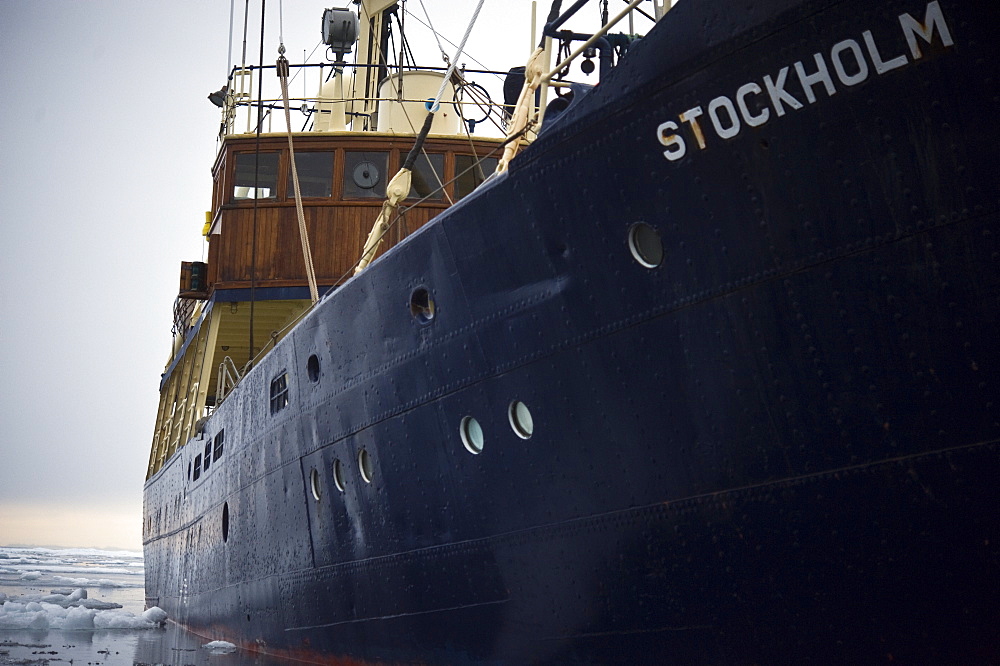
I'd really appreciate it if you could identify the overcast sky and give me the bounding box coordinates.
[0,0,645,550]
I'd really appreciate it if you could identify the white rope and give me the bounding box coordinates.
[430,0,487,109]
[417,0,450,64]
[403,7,502,83]
[278,57,320,304]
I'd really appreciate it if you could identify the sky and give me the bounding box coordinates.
[0,0,631,551]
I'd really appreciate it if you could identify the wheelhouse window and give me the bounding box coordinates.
[270,372,289,414]
[232,152,279,200]
[288,151,334,198]
[454,155,498,200]
[409,153,445,201]
[343,151,389,198]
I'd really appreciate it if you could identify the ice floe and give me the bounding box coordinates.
[142,607,168,623]
[10,564,141,575]
[0,590,167,631]
[202,640,237,654]
[52,575,143,588]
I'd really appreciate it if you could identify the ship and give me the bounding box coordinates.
[142,0,1000,662]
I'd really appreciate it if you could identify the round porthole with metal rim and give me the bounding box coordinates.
[460,416,484,454]
[333,458,345,492]
[358,449,374,484]
[508,401,534,439]
[310,468,321,501]
[628,222,663,268]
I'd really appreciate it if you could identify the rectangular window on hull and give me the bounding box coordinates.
[213,429,225,461]
[203,441,212,472]
[193,455,202,481]
[270,372,289,414]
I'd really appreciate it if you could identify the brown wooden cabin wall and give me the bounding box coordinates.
[206,134,500,294]
[212,204,439,288]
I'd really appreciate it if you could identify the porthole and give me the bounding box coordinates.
[222,502,230,543]
[310,468,321,501]
[628,222,663,268]
[460,416,484,454]
[353,161,380,189]
[358,449,374,484]
[508,401,534,439]
[307,354,320,382]
[409,287,435,323]
[333,458,345,492]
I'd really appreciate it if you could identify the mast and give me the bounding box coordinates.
[352,0,398,130]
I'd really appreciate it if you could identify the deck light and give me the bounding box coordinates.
[208,85,228,107]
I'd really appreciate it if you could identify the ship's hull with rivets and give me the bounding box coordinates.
[143,0,1000,662]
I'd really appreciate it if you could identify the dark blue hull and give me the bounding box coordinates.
[144,0,1000,662]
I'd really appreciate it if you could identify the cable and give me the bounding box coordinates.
[430,0,487,108]
[402,7,503,83]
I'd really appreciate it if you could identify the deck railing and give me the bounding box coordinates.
[219,62,512,138]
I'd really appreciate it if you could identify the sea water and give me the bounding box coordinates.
[0,546,287,665]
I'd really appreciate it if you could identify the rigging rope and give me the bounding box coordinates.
[430,0,487,108]
[277,48,320,304]
[249,0,266,364]
[402,8,502,83]
[417,0,450,64]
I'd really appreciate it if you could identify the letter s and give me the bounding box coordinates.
[658,120,687,161]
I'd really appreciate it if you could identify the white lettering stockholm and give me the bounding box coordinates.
[653,1,955,163]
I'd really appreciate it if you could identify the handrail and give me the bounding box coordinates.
[216,356,244,404]
[213,303,315,407]
[220,61,512,137]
